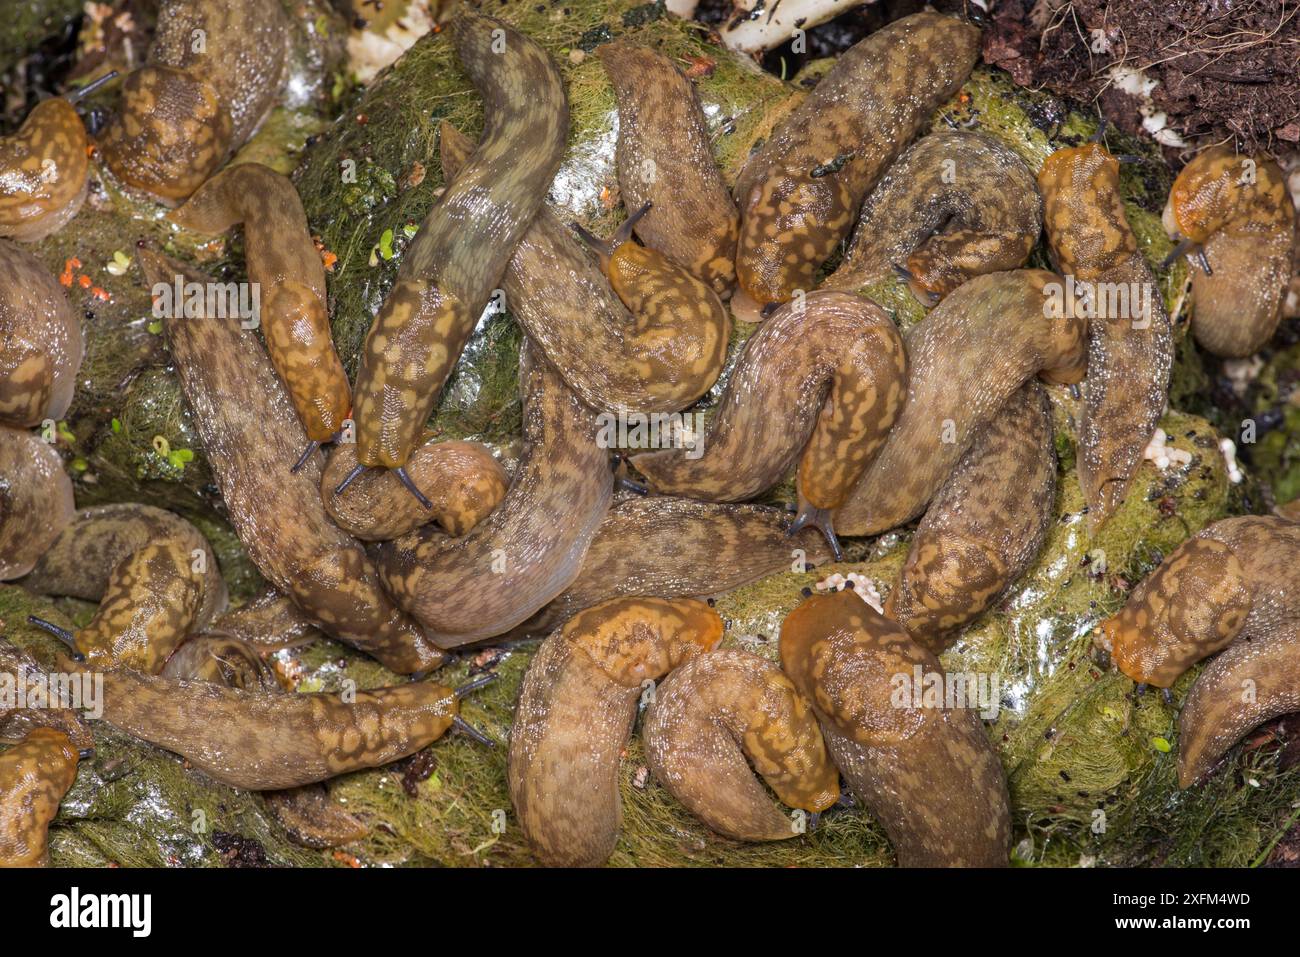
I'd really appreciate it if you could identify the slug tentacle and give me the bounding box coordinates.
[732,11,980,314]
[0,426,75,581]
[779,589,1012,867]
[351,12,568,478]
[1163,146,1296,358]
[643,647,839,842]
[825,130,1042,304]
[834,269,1087,536]
[0,727,81,867]
[508,597,724,866]
[1038,141,1174,529]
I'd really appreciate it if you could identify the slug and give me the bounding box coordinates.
[160,634,277,691]
[596,41,739,296]
[643,647,839,842]
[139,249,444,675]
[779,589,1012,867]
[834,269,1088,536]
[1038,140,1173,528]
[98,0,291,203]
[439,122,728,414]
[320,436,507,541]
[825,130,1042,304]
[1095,516,1300,689]
[0,728,81,867]
[511,495,834,639]
[0,426,75,581]
[732,11,981,315]
[0,72,116,242]
[375,345,613,648]
[0,639,92,749]
[631,290,908,556]
[349,12,567,502]
[508,597,724,866]
[1177,627,1300,787]
[884,382,1056,653]
[200,587,323,653]
[0,240,84,429]
[168,162,351,470]
[1163,146,1297,358]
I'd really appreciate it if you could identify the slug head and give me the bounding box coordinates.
[263,282,352,442]
[566,597,724,688]
[1164,146,1248,243]
[0,98,90,241]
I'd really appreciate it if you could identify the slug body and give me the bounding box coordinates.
[1096,516,1300,688]
[632,290,907,552]
[779,589,1012,867]
[834,269,1087,536]
[884,382,1056,652]
[597,41,739,296]
[0,426,74,581]
[508,597,724,866]
[0,728,80,867]
[161,634,276,691]
[643,647,839,841]
[199,587,323,652]
[0,99,90,242]
[352,13,567,482]
[0,240,83,428]
[1039,141,1173,527]
[169,163,351,448]
[826,130,1042,303]
[439,122,728,414]
[732,12,981,311]
[99,0,291,202]
[1163,146,1296,357]
[140,250,443,674]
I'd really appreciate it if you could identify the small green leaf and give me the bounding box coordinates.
[147,319,162,335]
[379,228,395,260]
[1152,736,1172,753]
[110,417,122,434]
[71,458,88,473]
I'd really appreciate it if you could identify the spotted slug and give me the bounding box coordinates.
[169,162,350,467]
[1163,146,1297,358]
[0,426,74,581]
[1038,140,1173,528]
[825,130,1042,304]
[0,73,116,242]
[596,41,739,296]
[732,11,981,315]
[632,290,907,556]
[0,240,84,429]
[884,382,1056,652]
[1095,516,1300,689]
[439,122,728,414]
[375,345,613,648]
[510,495,834,639]
[350,12,567,500]
[160,634,276,691]
[321,436,507,541]
[643,647,839,842]
[139,250,444,675]
[834,269,1087,536]
[779,589,1012,867]
[99,0,291,202]
[0,727,81,867]
[199,587,323,653]
[508,597,724,866]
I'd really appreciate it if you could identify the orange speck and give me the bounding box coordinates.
[59,272,73,287]
[332,850,362,868]
[78,275,92,288]
[91,287,111,301]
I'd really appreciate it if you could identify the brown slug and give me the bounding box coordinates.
[779,589,1012,867]
[884,382,1056,652]
[349,12,567,502]
[1163,146,1297,357]
[825,129,1042,304]
[0,639,93,750]
[833,269,1088,536]
[596,41,739,296]
[320,436,508,541]
[168,162,351,469]
[508,597,724,866]
[139,249,444,675]
[199,587,323,653]
[631,290,908,557]
[99,0,291,203]
[0,727,81,867]
[0,240,84,429]
[1038,140,1173,528]
[160,634,277,691]
[1096,516,1300,689]
[439,121,729,414]
[0,426,75,581]
[643,647,839,842]
[375,344,613,648]
[732,11,980,314]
